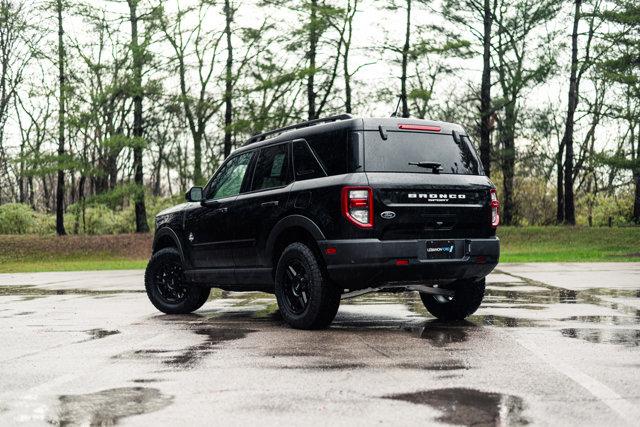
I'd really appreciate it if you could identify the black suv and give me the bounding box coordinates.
[145,115,500,329]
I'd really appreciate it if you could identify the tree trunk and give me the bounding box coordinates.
[561,0,581,225]
[343,0,356,114]
[128,0,149,233]
[400,0,411,118]
[307,0,318,120]
[479,0,492,176]
[500,104,517,225]
[42,175,50,212]
[634,131,640,223]
[28,175,34,209]
[55,0,66,236]
[556,147,564,223]
[634,171,640,224]
[223,0,234,159]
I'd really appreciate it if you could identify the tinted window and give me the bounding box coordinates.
[207,151,254,199]
[251,143,291,190]
[363,131,480,175]
[293,140,325,180]
[306,129,348,176]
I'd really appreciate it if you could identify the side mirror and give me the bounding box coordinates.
[185,186,203,202]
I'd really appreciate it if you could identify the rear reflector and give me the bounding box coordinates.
[325,247,337,255]
[395,259,409,266]
[398,124,441,132]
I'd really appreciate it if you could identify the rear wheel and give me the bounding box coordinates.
[419,278,485,321]
[275,242,341,329]
[145,247,210,314]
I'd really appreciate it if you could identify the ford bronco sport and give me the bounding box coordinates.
[145,114,500,329]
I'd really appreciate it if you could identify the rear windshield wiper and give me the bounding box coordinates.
[408,161,443,173]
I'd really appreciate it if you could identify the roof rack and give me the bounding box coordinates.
[244,114,354,146]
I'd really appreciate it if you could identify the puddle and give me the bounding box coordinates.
[560,328,640,347]
[398,361,468,371]
[165,326,254,368]
[559,315,638,325]
[470,315,543,328]
[0,285,143,296]
[112,349,170,361]
[48,387,173,426]
[384,387,527,426]
[85,329,120,340]
[280,362,366,371]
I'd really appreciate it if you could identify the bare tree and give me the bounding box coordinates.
[127,0,149,232]
[492,0,560,225]
[55,0,67,235]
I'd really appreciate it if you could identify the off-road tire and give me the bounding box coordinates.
[145,247,210,314]
[419,278,485,321]
[275,242,341,329]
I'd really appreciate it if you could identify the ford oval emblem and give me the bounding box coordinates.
[380,211,396,220]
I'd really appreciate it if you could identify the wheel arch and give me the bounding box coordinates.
[152,227,186,265]
[265,215,326,269]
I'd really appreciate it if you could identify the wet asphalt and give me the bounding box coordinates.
[0,263,639,426]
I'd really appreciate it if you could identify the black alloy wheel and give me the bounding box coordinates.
[154,261,188,304]
[281,259,311,315]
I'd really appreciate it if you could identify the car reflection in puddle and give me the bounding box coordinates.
[384,387,528,426]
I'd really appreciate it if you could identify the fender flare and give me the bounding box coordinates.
[264,215,326,266]
[152,227,186,265]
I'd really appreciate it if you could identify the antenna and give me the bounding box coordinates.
[391,94,402,117]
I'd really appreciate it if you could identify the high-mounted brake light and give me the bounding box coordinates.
[490,189,500,228]
[398,124,442,132]
[341,186,374,229]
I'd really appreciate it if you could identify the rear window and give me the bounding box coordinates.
[363,131,480,175]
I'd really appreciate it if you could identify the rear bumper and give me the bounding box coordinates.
[318,237,499,289]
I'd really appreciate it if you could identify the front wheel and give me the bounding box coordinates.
[419,278,485,321]
[275,242,341,329]
[145,247,210,314]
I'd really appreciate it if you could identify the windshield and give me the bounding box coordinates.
[363,131,480,175]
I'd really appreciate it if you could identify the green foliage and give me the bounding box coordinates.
[66,204,135,235]
[577,190,634,226]
[0,204,54,234]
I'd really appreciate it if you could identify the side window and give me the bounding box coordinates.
[305,129,348,176]
[207,151,253,200]
[251,144,291,191]
[293,140,325,180]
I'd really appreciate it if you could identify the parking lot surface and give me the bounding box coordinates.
[1,263,639,426]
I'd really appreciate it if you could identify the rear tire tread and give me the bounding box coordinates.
[275,242,341,329]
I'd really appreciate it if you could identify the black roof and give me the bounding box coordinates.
[234,114,466,155]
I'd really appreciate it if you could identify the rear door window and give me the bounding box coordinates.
[305,129,349,176]
[293,140,325,180]
[363,131,480,175]
[251,143,291,191]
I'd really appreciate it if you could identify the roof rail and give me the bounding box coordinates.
[244,114,354,146]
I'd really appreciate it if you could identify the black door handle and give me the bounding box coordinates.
[212,207,228,214]
[261,201,279,207]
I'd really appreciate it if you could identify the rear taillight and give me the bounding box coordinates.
[490,189,500,228]
[341,186,374,229]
